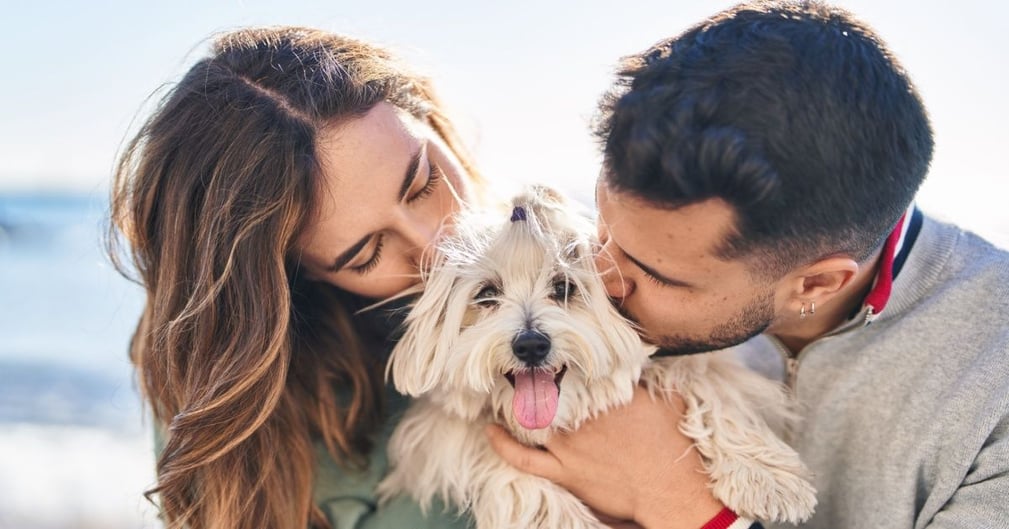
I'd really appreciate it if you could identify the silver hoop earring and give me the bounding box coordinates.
[799,303,807,319]
[810,301,816,315]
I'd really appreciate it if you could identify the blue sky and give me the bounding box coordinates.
[2,0,1007,243]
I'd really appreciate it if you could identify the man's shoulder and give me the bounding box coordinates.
[922,214,1009,268]
[913,214,1009,302]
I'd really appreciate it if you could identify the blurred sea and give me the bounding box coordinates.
[0,191,159,529]
[0,187,1004,529]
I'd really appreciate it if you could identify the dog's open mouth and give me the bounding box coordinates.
[504,365,567,430]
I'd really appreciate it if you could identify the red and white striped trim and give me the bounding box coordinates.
[862,203,916,322]
[700,507,756,529]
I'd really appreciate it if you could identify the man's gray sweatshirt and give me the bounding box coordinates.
[739,212,1009,529]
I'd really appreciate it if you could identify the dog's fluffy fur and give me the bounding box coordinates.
[377,187,816,528]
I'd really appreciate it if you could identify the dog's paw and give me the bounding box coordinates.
[711,464,817,524]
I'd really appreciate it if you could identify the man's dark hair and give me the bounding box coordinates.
[595,0,933,276]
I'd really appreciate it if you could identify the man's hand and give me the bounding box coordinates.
[594,511,645,529]
[484,386,724,529]
[593,510,646,529]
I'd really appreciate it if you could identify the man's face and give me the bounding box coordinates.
[595,180,778,354]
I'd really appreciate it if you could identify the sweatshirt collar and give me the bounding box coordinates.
[861,204,922,324]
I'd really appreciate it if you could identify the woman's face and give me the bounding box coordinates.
[296,102,473,299]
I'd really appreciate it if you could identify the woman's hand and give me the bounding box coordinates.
[485,386,724,529]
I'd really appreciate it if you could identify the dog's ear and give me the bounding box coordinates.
[387,263,463,396]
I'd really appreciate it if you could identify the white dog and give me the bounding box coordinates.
[377,187,816,528]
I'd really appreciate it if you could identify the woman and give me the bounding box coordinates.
[109,26,486,529]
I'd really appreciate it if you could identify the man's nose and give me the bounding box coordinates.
[595,240,635,300]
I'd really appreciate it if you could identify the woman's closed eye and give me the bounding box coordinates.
[349,157,444,276]
[407,160,442,203]
[351,234,385,275]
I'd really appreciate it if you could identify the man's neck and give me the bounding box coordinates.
[772,249,884,355]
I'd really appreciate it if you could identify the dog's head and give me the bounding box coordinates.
[388,186,647,443]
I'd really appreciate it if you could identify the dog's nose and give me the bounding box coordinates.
[511,330,551,365]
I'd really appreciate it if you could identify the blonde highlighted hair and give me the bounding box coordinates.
[108,27,480,529]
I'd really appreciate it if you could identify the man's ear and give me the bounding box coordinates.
[777,256,860,310]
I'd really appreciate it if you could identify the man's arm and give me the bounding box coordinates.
[924,412,1009,528]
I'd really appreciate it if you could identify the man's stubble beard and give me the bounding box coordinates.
[623,288,775,356]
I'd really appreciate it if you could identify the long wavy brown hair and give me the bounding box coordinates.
[108,27,480,529]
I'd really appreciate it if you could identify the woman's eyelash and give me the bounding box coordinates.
[352,234,385,275]
[408,161,442,203]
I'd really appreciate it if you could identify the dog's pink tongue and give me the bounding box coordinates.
[512,369,559,430]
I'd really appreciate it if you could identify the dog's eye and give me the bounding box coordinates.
[550,278,577,302]
[474,284,501,306]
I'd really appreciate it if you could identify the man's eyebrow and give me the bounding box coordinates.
[621,247,694,288]
[327,235,371,273]
[396,143,426,201]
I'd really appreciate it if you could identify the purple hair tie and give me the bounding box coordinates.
[510,206,527,222]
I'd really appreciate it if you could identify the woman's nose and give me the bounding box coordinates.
[397,209,441,267]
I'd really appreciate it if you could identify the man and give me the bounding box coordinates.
[487,1,1009,528]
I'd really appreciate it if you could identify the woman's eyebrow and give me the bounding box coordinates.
[396,143,426,201]
[327,235,372,273]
